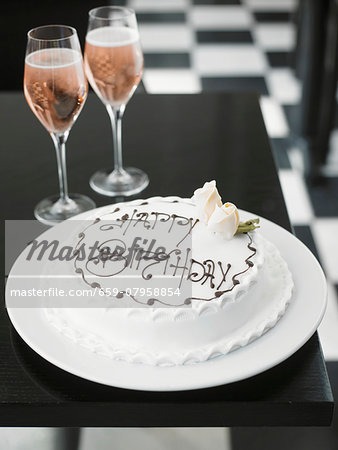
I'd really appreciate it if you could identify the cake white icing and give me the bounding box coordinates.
[45,195,294,366]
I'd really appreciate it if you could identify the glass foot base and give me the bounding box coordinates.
[90,167,149,197]
[34,194,96,226]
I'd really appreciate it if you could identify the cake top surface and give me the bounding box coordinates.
[73,193,263,312]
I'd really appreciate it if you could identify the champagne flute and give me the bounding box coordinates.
[85,6,149,197]
[24,25,95,225]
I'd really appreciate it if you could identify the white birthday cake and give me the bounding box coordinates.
[45,181,293,366]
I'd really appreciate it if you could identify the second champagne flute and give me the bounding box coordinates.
[85,6,149,197]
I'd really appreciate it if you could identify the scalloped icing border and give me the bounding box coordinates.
[45,236,293,366]
[72,196,264,321]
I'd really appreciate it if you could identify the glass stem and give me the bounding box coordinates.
[51,132,70,203]
[107,104,126,174]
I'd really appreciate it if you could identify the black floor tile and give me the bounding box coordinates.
[193,0,241,4]
[306,177,338,217]
[136,12,186,23]
[283,104,302,135]
[201,76,268,95]
[144,53,190,68]
[293,225,321,263]
[270,138,292,169]
[231,362,338,450]
[196,30,253,43]
[266,51,292,68]
[254,12,292,22]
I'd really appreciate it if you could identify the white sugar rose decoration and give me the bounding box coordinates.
[192,180,260,238]
[192,180,222,224]
[208,202,240,239]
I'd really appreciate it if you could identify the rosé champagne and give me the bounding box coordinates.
[24,48,87,134]
[85,27,143,107]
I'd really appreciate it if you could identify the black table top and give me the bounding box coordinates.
[1,92,333,427]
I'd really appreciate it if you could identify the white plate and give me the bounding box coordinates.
[6,208,327,391]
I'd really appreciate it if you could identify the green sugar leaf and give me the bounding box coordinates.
[235,218,260,234]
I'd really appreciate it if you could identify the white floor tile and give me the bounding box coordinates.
[194,45,266,76]
[139,24,193,52]
[266,69,301,104]
[81,428,231,450]
[243,0,297,11]
[259,96,289,138]
[253,24,296,51]
[323,129,338,176]
[312,219,338,283]
[318,283,338,361]
[0,429,57,450]
[288,146,306,174]
[329,129,338,164]
[278,169,314,224]
[129,0,188,11]
[143,69,201,93]
[190,6,253,30]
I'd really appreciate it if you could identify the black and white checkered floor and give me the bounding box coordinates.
[126,0,338,363]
